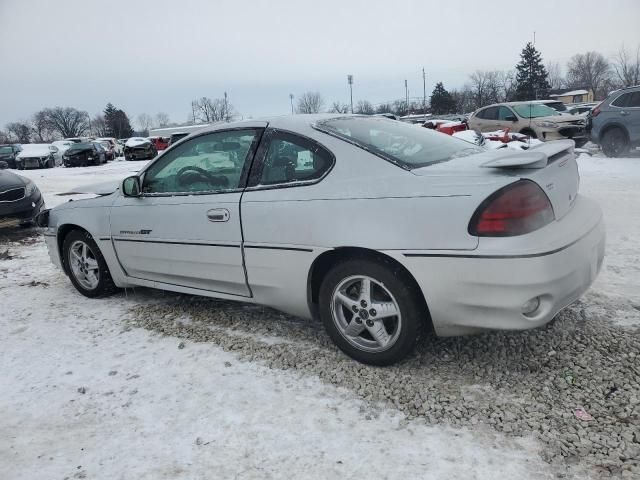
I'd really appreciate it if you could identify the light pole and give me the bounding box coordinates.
[404,79,409,114]
[289,93,294,114]
[347,75,354,114]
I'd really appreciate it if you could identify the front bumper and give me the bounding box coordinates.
[16,157,48,169]
[0,193,44,223]
[391,196,605,336]
[541,126,587,142]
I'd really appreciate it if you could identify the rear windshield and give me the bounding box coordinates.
[68,143,93,150]
[512,104,559,118]
[314,116,483,169]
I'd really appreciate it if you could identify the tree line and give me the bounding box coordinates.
[0,103,135,144]
[297,42,640,117]
[2,42,638,143]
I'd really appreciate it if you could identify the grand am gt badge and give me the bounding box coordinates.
[119,229,152,235]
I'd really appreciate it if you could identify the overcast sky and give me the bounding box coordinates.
[1,0,639,128]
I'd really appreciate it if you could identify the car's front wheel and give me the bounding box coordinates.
[601,128,629,157]
[63,230,117,298]
[319,258,425,366]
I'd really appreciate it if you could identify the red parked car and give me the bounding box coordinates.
[149,136,170,151]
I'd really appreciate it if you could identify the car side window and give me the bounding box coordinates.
[142,129,260,194]
[612,93,631,108]
[627,92,640,107]
[482,107,499,120]
[498,106,514,120]
[259,132,333,186]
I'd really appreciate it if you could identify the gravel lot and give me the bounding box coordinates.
[128,292,640,478]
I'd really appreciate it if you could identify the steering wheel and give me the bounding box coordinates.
[176,166,227,188]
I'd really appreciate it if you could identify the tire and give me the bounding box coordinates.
[601,128,629,157]
[62,230,118,298]
[520,128,537,139]
[318,258,425,366]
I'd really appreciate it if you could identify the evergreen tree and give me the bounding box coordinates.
[515,42,551,100]
[429,82,457,114]
[103,103,133,138]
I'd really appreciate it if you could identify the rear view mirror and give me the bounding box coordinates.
[122,176,141,197]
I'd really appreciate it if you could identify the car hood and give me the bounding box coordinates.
[534,114,585,124]
[0,170,28,189]
[17,146,52,158]
[61,180,120,196]
[125,138,150,148]
[66,147,93,155]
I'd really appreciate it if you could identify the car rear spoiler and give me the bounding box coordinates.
[480,140,575,169]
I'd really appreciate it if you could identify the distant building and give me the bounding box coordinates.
[549,88,594,104]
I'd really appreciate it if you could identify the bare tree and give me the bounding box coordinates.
[546,61,565,90]
[91,114,109,137]
[31,111,56,142]
[155,112,170,128]
[468,71,505,108]
[39,107,90,138]
[6,121,32,143]
[612,44,640,88]
[355,100,375,115]
[0,130,9,144]
[136,113,153,133]
[296,92,324,114]
[328,101,350,113]
[192,97,232,123]
[566,52,611,99]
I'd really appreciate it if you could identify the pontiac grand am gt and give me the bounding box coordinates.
[37,115,605,365]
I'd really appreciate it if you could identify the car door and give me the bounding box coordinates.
[472,107,499,132]
[109,125,265,296]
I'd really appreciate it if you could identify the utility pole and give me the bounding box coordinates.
[191,100,196,124]
[404,79,409,114]
[289,93,294,114]
[422,67,426,114]
[223,91,229,122]
[347,75,354,114]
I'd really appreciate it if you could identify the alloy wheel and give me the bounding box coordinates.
[331,275,402,353]
[68,240,100,290]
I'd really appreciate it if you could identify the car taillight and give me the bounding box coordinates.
[469,180,555,237]
[591,103,603,117]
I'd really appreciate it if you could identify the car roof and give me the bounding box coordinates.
[194,114,363,136]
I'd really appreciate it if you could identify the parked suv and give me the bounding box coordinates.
[588,85,640,157]
[468,102,588,146]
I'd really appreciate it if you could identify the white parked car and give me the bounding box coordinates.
[51,140,75,164]
[15,144,59,169]
[38,115,605,365]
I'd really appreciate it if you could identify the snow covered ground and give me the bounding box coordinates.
[1,153,638,479]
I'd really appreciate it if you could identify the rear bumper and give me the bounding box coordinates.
[389,196,605,336]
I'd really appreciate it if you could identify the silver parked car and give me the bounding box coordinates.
[38,115,605,365]
[588,85,640,157]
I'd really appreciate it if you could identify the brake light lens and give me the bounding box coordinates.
[591,102,603,117]
[469,180,555,236]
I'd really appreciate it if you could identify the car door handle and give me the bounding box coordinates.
[620,110,629,116]
[207,208,230,222]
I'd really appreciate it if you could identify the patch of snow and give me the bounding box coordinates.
[125,137,150,147]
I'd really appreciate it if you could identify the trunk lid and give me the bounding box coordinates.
[411,140,580,220]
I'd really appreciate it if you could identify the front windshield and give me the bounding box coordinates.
[315,116,484,169]
[512,104,559,118]
[0,146,12,154]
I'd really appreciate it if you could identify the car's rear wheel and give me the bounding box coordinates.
[63,230,117,298]
[520,128,537,139]
[319,259,424,366]
[601,128,629,157]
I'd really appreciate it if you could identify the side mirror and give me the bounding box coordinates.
[505,115,517,122]
[122,176,141,197]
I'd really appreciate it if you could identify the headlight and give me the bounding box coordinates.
[24,181,37,196]
[534,121,559,129]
